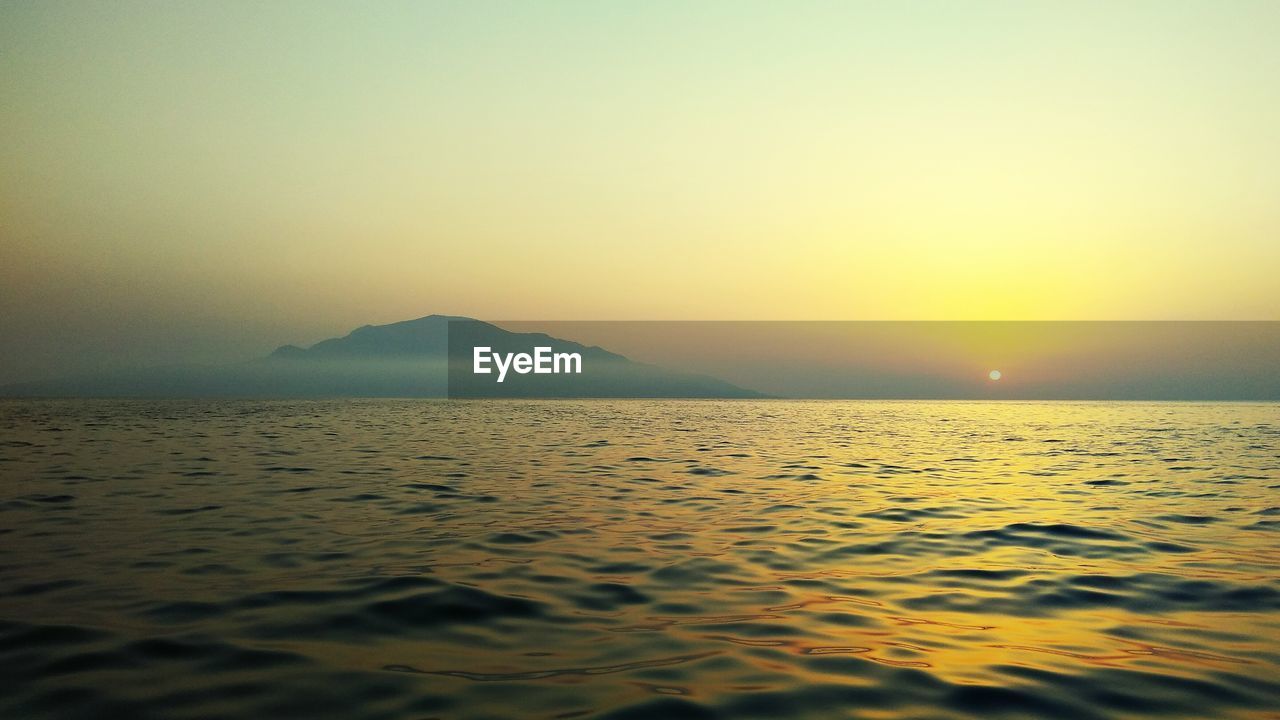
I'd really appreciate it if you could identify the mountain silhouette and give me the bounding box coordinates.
[0,315,765,398]
[268,314,465,359]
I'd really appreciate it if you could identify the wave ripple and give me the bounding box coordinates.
[1,399,1278,719]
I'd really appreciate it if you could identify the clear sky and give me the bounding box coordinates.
[2,1,1278,382]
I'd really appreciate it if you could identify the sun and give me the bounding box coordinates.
[988,369,1002,381]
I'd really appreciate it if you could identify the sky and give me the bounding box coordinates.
[2,1,1279,383]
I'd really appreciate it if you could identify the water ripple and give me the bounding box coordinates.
[0,398,1277,719]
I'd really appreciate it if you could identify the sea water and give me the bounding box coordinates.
[0,399,1277,719]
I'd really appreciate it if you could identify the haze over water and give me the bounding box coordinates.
[1,399,1277,719]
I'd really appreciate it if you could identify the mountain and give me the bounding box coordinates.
[267,314,463,359]
[0,315,765,399]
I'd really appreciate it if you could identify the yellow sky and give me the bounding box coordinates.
[2,1,1278,380]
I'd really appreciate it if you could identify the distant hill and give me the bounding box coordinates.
[268,314,464,360]
[0,315,765,399]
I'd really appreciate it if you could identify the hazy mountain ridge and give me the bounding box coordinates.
[268,315,461,359]
[0,315,764,398]
[268,315,629,364]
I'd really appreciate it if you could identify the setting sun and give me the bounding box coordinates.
[989,370,1002,381]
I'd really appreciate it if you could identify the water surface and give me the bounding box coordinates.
[1,400,1277,718]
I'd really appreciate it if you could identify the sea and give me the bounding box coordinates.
[1,399,1277,719]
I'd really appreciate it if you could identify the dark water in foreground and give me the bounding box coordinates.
[0,400,1277,719]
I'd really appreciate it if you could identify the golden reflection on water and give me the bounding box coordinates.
[0,399,1277,719]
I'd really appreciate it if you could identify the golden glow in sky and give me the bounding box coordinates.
[1,1,1278,381]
